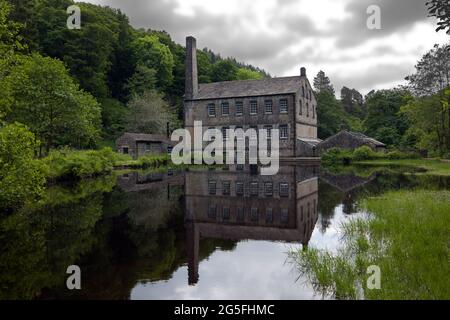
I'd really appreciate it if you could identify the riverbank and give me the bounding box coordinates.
[288,189,450,299]
[353,158,450,176]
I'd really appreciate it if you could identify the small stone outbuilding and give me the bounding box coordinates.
[116,133,175,159]
[317,130,386,154]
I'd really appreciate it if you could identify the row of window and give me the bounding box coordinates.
[208,205,289,224]
[208,181,290,197]
[208,98,288,117]
[207,124,289,140]
[302,85,313,101]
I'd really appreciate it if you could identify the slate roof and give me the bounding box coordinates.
[346,131,386,147]
[191,76,303,100]
[297,137,323,147]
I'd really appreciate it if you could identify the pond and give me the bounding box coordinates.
[0,164,448,299]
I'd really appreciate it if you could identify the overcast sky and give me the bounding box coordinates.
[82,0,449,95]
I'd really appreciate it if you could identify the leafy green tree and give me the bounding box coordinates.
[0,123,47,210]
[341,86,364,117]
[236,68,264,80]
[125,64,157,97]
[316,90,346,139]
[131,35,174,91]
[363,89,410,146]
[126,90,179,134]
[2,54,102,152]
[210,59,238,82]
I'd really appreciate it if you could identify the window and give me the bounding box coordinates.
[299,100,302,115]
[222,181,231,195]
[300,206,304,221]
[312,105,316,119]
[167,146,173,154]
[236,164,244,171]
[235,101,243,116]
[208,180,216,195]
[302,86,305,97]
[221,101,229,116]
[222,207,230,220]
[281,208,289,223]
[250,182,259,196]
[250,100,258,115]
[207,103,216,117]
[264,99,273,114]
[237,208,244,221]
[280,124,288,140]
[309,89,312,100]
[279,99,288,113]
[145,142,151,151]
[236,182,244,196]
[208,205,217,218]
[280,183,289,197]
[123,147,129,154]
[250,207,258,221]
[222,127,229,140]
[266,208,273,223]
[306,102,309,117]
[265,182,273,196]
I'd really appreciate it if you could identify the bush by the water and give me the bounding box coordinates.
[43,147,130,180]
[322,146,420,164]
[136,154,169,169]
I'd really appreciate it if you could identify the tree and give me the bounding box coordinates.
[126,90,179,134]
[406,43,450,153]
[1,54,102,152]
[341,86,364,117]
[125,64,157,97]
[426,0,450,34]
[363,89,410,147]
[210,59,238,82]
[236,68,264,80]
[0,123,47,210]
[131,35,174,91]
[313,70,335,95]
[316,90,346,139]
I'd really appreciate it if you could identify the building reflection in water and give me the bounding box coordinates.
[184,165,320,285]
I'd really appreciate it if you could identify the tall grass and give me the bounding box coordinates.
[288,189,450,299]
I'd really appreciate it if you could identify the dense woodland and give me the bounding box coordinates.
[0,0,449,211]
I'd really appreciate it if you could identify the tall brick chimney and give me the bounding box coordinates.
[185,36,198,100]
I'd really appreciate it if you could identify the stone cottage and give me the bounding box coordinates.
[317,130,386,154]
[183,36,321,159]
[116,133,175,159]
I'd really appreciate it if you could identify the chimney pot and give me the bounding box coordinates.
[300,67,306,77]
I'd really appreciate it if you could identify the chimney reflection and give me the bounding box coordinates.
[184,165,319,285]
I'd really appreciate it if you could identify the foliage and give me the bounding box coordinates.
[289,190,450,299]
[1,53,102,152]
[340,86,364,117]
[131,34,174,91]
[363,89,410,146]
[236,68,264,80]
[313,70,335,95]
[210,59,239,82]
[126,90,179,134]
[426,0,450,34]
[0,123,47,210]
[42,147,129,180]
[316,91,346,139]
[321,148,354,164]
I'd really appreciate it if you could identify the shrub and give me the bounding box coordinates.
[321,148,353,164]
[43,147,125,180]
[352,146,378,161]
[137,153,169,169]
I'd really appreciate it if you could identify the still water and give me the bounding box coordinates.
[0,164,448,299]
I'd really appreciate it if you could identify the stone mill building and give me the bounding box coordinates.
[183,36,321,159]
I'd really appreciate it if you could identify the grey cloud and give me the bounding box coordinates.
[332,63,413,95]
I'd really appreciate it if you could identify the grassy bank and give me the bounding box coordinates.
[43,148,170,181]
[288,189,450,299]
[354,158,450,176]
